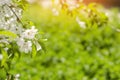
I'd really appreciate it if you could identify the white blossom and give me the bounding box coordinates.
[0,5,23,34]
[0,39,9,44]
[17,38,32,53]
[16,38,25,46]
[65,0,80,11]
[26,0,36,4]
[14,74,20,80]
[12,7,23,18]
[0,0,11,5]
[35,41,42,51]
[52,8,59,16]
[20,41,32,53]
[21,26,38,39]
[4,47,9,51]
[0,54,3,60]
[76,17,86,29]
[15,74,20,78]
[104,10,113,22]
[118,13,120,19]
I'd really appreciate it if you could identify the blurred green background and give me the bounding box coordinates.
[10,1,120,80]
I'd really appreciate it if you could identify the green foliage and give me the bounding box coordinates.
[0,69,6,80]
[0,30,17,40]
[12,0,28,10]
[10,3,120,80]
[31,44,37,58]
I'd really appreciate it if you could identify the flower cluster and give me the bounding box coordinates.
[0,4,23,34]
[16,26,40,53]
[0,1,42,54]
[0,0,44,80]
[0,0,11,5]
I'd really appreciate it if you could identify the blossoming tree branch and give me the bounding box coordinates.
[0,0,45,80]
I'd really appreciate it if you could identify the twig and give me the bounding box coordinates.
[5,4,25,28]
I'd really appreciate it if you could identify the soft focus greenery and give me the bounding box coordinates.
[6,3,120,80]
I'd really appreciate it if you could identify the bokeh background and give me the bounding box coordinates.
[11,0,120,80]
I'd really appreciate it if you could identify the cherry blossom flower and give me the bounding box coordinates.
[21,26,38,39]
[0,0,11,5]
[17,38,32,53]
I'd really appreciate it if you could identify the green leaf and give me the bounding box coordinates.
[38,40,46,53]
[0,68,6,80]
[0,30,17,39]
[1,49,8,67]
[32,44,37,58]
